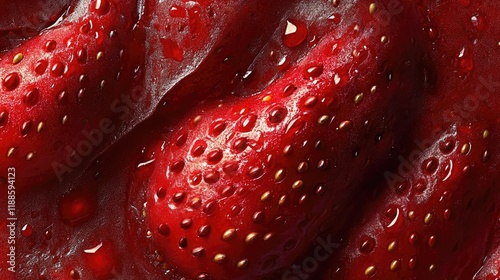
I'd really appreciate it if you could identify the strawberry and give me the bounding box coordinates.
[128,1,426,278]
[322,122,500,280]
[0,0,143,190]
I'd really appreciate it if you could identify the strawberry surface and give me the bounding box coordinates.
[0,0,499,279]
[0,0,143,190]
[127,1,426,279]
[322,122,500,279]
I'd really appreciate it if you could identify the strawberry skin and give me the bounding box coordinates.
[0,0,72,52]
[473,217,500,280]
[323,122,500,280]
[129,1,426,278]
[0,0,142,189]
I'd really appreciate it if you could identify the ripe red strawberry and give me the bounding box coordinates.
[322,122,500,280]
[128,1,426,278]
[0,0,143,190]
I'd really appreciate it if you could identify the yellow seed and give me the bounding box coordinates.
[381,36,388,44]
[261,191,271,202]
[7,147,16,157]
[146,230,152,237]
[461,143,471,155]
[245,232,258,244]
[354,93,364,105]
[222,228,236,241]
[424,213,433,225]
[387,241,398,252]
[483,130,490,139]
[263,233,274,241]
[369,3,377,13]
[317,115,330,126]
[193,115,202,125]
[96,51,104,61]
[338,120,352,131]
[236,259,248,269]
[278,195,287,206]
[292,180,304,190]
[428,264,435,272]
[213,253,227,264]
[364,265,376,277]
[62,115,68,125]
[370,85,377,94]
[262,95,272,102]
[297,162,309,173]
[408,211,416,220]
[275,169,286,181]
[390,260,401,271]
[12,53,24,65]
[26,152,35,161]
[37,122,44,133]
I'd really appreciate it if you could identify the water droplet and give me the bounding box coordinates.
[174,132,188,147]
[232,137,248,153]
[51,62,65,77]
[23,89,39,106]
[283,19,308,48]
[209,121,226,137]
[170,160,185,173]
[285,117,305,136]
[83,240,116,278]
[191,140,207,157]
[328,13,341,24]
[158,223,170,236]
[94,0,110,15]
[35,60,48,75]
[333,68,349,87]
[238,114,257,132]
[76,48,88,63]
[170,5,187,17]
[386,207,400,228]
[457,46,473,74]
[44,40,56,52]
[408,256,418,270]
[0,111,7,127]
[207,150,223,164]
[439,139,455,154]
[204,170,220,184]
[303,64,324,80]
[268,106,287,123]
[422,157,439,174]
[21,224,33,237]
[471,15,485,31]
[409,232,419,245]
[162,38,184,62]
[359,237,375,253]
[59,189,97,226]
[3,73,20,91]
